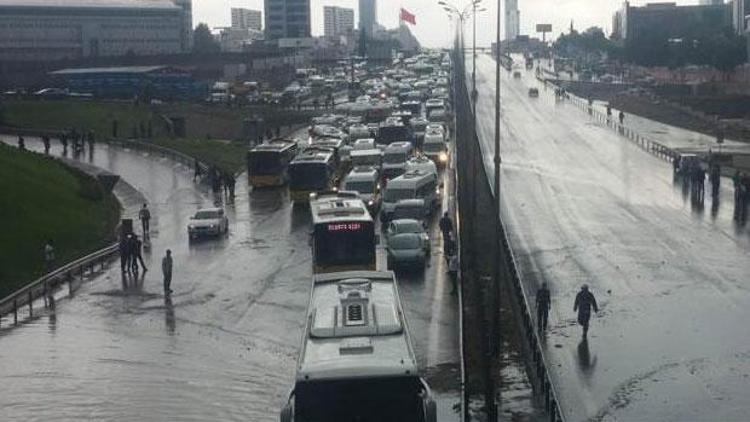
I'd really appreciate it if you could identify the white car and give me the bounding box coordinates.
[188,208,229,239]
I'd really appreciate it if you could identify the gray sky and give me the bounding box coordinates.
[194,0,700,48]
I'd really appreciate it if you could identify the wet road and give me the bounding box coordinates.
[469,55,750,421]
[0,137,460,421]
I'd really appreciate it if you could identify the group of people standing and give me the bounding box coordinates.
[194,159,236,202]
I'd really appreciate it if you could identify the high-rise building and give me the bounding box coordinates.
[173,0,193,52]
[324,6,354,38]
[264,0,311,39]
[505,0,520,41]
[359,0,377,37]
[232,8,262,31]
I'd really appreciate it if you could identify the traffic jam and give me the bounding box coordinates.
[241,51,454,421]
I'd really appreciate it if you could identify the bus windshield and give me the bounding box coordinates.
[289,164,329,190]
[295,377,426,422]
[313,221,375,267]
[248,151,283,175]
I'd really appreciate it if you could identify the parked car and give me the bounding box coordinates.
[387,218,430,255]
[386,233,428,270]
[187,208,229,239]
[528,88,539,98]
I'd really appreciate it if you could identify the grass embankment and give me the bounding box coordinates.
[0,144,120,298]
[152,137,247,174]
[1,99,316,174]
[1,99,152,137]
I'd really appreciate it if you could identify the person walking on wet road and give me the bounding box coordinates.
[44,239,55,273]
[42,135,51,154]
[618,110,625,125]
[17,135,25,151]
[574,284,598,338]
[131,235,147,273]
[162,249,173,295]
[139,204,151,236]
[536,282,551,332]
[119,234,130,273]
[448,253,459,295]
[439,212,453,240]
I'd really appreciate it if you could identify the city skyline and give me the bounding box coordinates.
[193,0,702,47]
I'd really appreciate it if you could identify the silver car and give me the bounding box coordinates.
[387,219,430,255]
[187,208,228,239]
[386,233,427,270]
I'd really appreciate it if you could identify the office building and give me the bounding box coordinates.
[324,6,354,38]
[612,1,732,44]
[505,0,520,41]
[359,0,377,37]
[264,0,311,39]
[0,0,189,61]
[232,8,262,31]
[173,0,193,52]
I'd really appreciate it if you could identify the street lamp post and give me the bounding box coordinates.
[490,1,502,421]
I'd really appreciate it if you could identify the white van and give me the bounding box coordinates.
[381,142,413,180]
[343,166,381,212]
[381,169,439,222]
[350,148,382,171]
[423,130,449,167]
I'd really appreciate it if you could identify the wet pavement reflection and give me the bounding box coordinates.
[0,136,460,421]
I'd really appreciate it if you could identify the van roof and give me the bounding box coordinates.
[384,142,412,151]
[386,169,434,188]
[298,271,418,381]
[310,195,372,224]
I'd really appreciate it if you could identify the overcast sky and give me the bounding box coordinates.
[194,0,701,48]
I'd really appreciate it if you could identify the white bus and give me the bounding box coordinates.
[382,141,413,180]
[381,169,439,222]
[280,271,437,422]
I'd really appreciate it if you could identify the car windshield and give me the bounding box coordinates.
[384,188,414,202]
[345,181,375,194]
[395,221,422,233]
[424,142,444,152]
[194,210,219,219]
[390,235,420,249]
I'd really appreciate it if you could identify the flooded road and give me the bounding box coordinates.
[470,55,750,421]
[0,137,460,421]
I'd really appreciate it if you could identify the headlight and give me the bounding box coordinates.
[439,152,448,162]
[210,224,216,228]
[368,200,374,206]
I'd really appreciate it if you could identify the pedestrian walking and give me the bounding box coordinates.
[125,233,137,273]
[44,239,55,273]
[162,249,173,294]
[193,159,202,181]
[131,235,147,273]
[536,282,551,332]
[618,110,625,125]
[18,135,25,150]
[573,284,598,338]
[439,212,453,239]
[448,253,459,295]
[42,135,51,154]
[138,203,151,236]
[226,173,236,199]
[60,132,68,151]
[119,234,130,273]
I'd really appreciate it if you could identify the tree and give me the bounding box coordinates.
[193,23,220,54]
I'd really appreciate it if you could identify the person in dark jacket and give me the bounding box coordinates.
[536,282,551,332]
[574,284,598,338]
[439,212,453,239]
[131,235,147,273]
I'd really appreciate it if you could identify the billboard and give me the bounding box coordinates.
[536,24,552,33]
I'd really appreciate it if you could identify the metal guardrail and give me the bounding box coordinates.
[0,244,118,326]
[463,51,566,422]
[541,78,679,163]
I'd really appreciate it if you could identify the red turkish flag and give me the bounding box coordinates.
[400,8,416,25]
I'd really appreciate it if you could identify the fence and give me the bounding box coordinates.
[454,48,566,422]
[0,244,119,327]
[546,78,679,164]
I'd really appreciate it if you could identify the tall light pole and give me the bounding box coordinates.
[491,0,502,420]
